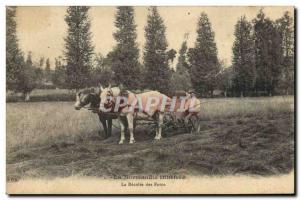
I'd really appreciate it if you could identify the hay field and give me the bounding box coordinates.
[6,96,294,182]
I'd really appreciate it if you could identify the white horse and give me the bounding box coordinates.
[99,85,171,144]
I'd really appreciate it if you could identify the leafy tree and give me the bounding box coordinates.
[188,12,219,96]
[52,57,67,88]
[276,11,294,95]
[253,10,283,96]
[91,53,113,86]
[170,40,191,91]
[232,16,256,97]
[6,8,41,100]
[216,64,233,98]
[6,6,24,90]
[15,52,39,101]
[143,7,171,93]
[64,6,94,90]
[111,6,141,89]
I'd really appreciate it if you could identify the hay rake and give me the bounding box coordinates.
[82,106,199,134]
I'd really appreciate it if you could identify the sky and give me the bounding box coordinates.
[15,6,293,69]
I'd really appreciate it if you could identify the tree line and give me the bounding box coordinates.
[231,10,294,97]
[6,6,294,101]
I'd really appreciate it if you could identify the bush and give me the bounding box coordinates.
[36,84,57,90]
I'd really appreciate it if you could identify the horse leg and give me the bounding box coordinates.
[123,116,129,133]
[118,116,126,144]
[127,113,135,144]
[196,115,201,134]
[107,118,112,137]
[152,112,159,139]
[133,118,137,132]
[184,113,192,125]
[190,115,201,134]
[155,112,164,140]
[99,115,108,138]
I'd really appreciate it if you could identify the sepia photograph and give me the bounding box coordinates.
[6,6,295,194]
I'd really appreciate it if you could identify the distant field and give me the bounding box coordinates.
[6,89,76,102]
[200,96,294,120]
[8,89,73,96]
[6,96,294,181]
[6,88,146,102]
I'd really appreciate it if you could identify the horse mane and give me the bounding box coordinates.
[110,87,121,97]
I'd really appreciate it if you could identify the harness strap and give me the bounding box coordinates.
[119,91,137,111]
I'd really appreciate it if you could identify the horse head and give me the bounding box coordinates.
[74,88,100,110]
[99,84,122,112]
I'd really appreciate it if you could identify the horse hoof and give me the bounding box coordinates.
[129,140,135,144]
[119,140,124,144]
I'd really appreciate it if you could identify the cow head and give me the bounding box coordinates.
[74,88,100,110]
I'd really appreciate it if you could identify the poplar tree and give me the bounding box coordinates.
[64,6,94,90]
[6,6,24,90]
[276,11,294,95]
[143,7,171,93]
[45,58,51,82]
[111,6,141,89]
[171,39,192,91]
[232,16,255,97]
[188,12,219,96]
[52,57,66,88]
[253,10,282,96]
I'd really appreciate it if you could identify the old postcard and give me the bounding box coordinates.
[6,6,295,194]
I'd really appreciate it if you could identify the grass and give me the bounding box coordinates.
[6,96,294,181]
[200,96,294,120]
[6,102,99,150]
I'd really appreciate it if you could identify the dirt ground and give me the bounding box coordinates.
[7,111,294,182]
